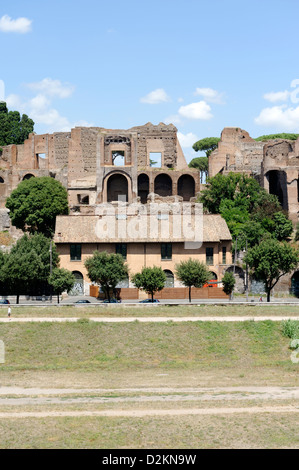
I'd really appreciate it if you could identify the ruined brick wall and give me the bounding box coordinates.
[132,122,179,168]
[209,127,264,177]
[0,122,194,209]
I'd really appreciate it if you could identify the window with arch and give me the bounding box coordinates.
[164,269,174,288]
[154,174,172,197]
[69,271,84,296]
[138,174,149,204]
[22,174,35,181]
[107,173,129,202]
[177,174,195,201]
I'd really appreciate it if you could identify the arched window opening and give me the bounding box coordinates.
[177,175,195,201]
[69,271,84,296]
[164,270,174,288]
[154,174,172,197]
[107,173,128,202]
[138,174,149,204]
[23,174,35,181]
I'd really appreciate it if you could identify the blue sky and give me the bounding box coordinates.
[1,0,299,162]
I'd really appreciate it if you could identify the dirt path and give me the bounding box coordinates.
[0,406,298,418]
[0,386,298,412]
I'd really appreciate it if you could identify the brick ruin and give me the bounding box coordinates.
[209,127,299,295]
[0,122,201,212]
[209,127,299,224]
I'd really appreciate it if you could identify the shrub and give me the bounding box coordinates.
[282,319,299,339]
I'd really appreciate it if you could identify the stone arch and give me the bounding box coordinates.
[226,266,245,293]
[177,174,195,201]
[22,173,35,181]
[291,271,299,297]
[106,172,129,203]
[163,269,174,288]
[138,173,149,204]
[266,170,288,210]
[154,173,172,197]
[69,271,84,296]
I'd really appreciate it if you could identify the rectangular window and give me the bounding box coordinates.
[222,247,227,264]
[206,247,214,266]
[116,243,127,259]
[112,150,125,166]
[161,243,172,260]
[150,152,162,168]
[70,244,82,261]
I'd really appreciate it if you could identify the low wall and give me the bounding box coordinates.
[90,286,228,300]
[152,287,228,300]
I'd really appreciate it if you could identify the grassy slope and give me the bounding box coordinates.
[0,320,297,372]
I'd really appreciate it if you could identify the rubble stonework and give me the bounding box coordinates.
[210,127,299,295]
[209,127,299,224]
[0,122,200,211]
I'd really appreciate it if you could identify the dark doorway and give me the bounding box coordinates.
[154,174,172,197]
[291,271,299,297]
[177,174,195,201]
[107,173,129,202]
[23,174,35,181]
[267,170,287,210]
[138,174,149,204]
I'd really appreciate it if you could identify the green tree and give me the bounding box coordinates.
[192,137,220,157]
[175,258,210,302]
[272,212,293,241]
[48,267,75,303]
[222,272,236,300]
[255,133,299,142]
[132,266,166,302]
[245,238,299,302]
[0,102,34,146]
[85,251,128,303]
[6,176,69,237]
[199,172,262,215]
[188,156,208,183]
[0,234,59,303]
[200,172,293,250]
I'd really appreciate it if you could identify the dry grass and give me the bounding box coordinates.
[0,413,298,448]
[0,303,299,318]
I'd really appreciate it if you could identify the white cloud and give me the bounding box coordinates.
[0,15,32,34]
[254,105,299,131]
[178,101,213,120]
[194,87,225,104]
[263,90,290,103]
[140,88,170,104]
[27,78,75,99]
[177,131,198,148]
[5,77,92,133]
